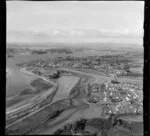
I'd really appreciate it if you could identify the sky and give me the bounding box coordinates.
[7,1,144,44]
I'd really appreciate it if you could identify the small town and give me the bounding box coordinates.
[22,56,143,118]
[22,55,143,79]
[86,80,143,116]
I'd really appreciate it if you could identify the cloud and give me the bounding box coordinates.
[7,1,144,34]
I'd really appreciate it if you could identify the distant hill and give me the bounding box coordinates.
[7,30,143,45]
[7,42,143,52]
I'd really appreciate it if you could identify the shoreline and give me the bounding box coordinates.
[6,68,58,126]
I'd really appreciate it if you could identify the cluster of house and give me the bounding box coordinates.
[106,69,127,76]
[25,58,142,116]
[25,56,136,80]
[86,80,143,115]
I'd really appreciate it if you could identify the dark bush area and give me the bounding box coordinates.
[86,118,111,130]
[30,78,53,91]
[53,115,143,136]
[72,119,87,132]
[122,72,143,77]
[7,54,14,58]
[50,71,60,79]
[19,88,37,95]
[53,118,87,135]
[49,109,65,120]
[46,49,72,54]
[31,50,48,54]
[53,118,110,135]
